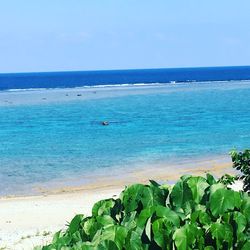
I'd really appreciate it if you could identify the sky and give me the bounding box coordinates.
[0,0,250,73]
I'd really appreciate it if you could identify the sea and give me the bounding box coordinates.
[0,66,250,196]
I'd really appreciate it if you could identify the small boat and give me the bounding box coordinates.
[101,121,109,126]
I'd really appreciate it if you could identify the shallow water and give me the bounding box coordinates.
[0,81,250,196]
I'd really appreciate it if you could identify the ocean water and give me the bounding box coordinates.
[0,67,250,196]
[1,66,250,91]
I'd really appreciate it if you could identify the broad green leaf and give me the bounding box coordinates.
[121,211,137,230]
[70,231,82,244]
[209,183,225,195]
[210,222,233,249]
[122,184,154,213]
[241,193,250,222]
[68,214,84,235]
[155,205,180,227]
[92,199,115,217]
[137,206,155,232]
[125,230,144,250]
[96,215,115,226]
[170,179,193,214]
[173,224,198,250]
[94,225,128,250]
[180,175,192,181]
[152,218,173,249]
[199,211,211,226]
[242,241,250,250]
[206,173,216,185]
[190,210,211,226]
[150,181,169,206]
[82,218,102,239]
[233,211,247,241]
[234,191,242,209]
[96,240,119,250]
[210,188,236,217]
[80,242,95,250]
[187,176,209,203]
[113,226,128,250]
[149,179,160,187]
[52,230,64,243]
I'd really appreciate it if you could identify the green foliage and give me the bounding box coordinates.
[218,174,235,186]
[40,174,250,250]
[231,149,250,194]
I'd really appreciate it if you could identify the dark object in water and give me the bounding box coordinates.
[77,94,82,96]
[102,121,109,126]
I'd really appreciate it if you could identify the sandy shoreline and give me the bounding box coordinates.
[0,156,236,249]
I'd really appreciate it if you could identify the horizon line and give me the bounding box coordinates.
[1,65,250,76]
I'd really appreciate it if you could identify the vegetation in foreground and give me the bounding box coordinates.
[38,150,250,250]
[231,149,250,194]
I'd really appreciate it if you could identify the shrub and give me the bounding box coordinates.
[231,149,250,194]
[218,173,235,186]
[39,174,250,250]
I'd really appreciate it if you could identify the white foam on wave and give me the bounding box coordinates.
[1,82,166,93]
[2,79,250,93]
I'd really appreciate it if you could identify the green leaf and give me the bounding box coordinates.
[96,215,115,226]
[52,230,64,244]
[210,222,233,249]
[242,241,250,250]
[180,175,192,181]
[145,216,151,241]
[113,226,128,250]
[209,188,236,217]
[233,211,247,241]
[93,225,128,250]
[152,218,173,249]
[92,199,116,217]
[125,230,144,250]
[187,176,209,203]
[170,179,193,214]
[96,240,119,250]
[149,179,160,187]
[137,206,155,232]
[173,223,198,250]
[204,247,215,250]
[190,210,211,226]
[209,183,225,194]
[68,214,84,235]
[206,173,217,185]
[82,217,102,239]
[241,193,250,223]
[155,205,180,227]
[121,211,137,230]
[122,184,153,213]
[150,181,169,206]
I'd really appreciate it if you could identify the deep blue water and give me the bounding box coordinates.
[0,67,250,196]
[1,66,250,90]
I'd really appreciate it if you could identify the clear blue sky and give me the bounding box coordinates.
[1,0,250,73]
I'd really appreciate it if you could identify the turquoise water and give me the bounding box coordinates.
[0,81,250,195]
